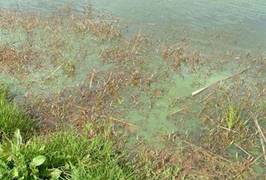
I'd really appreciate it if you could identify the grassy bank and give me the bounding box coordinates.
[0,87,181,179]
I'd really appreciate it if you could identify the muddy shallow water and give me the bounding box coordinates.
[0,1,265,175]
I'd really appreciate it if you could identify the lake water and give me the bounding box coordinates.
[1,0,266,55]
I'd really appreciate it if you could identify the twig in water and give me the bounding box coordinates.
[169,107,186,116]
[44,63,64,81]
[234,143,253,158]
[109,117,137,128]
[251,114,266,143]
[259,138,266,162]
[89,69,96,89]
[192,68,250,97]
[251,113,266,161]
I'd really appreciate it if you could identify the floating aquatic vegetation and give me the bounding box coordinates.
[162,44,202,72]
[0,45,39,77]
[73,7,121,40]
[100,32,150,64]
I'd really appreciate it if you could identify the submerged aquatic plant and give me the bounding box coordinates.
[162,44,201,72]
[74,7,121,40]
[100,32,149,64]
[62,61,76,77]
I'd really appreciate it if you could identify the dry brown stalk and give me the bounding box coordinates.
[192,68,250,97]
[234,143,253,158]
[89,69,96,89]
[250,113,266,161]
[109,117,137,128]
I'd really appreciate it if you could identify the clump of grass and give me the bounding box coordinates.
[225,105,240,129]
[0,127,134,179]
[0,86,36,139]
[0,128,183,179]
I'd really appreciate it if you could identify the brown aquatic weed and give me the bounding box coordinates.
[162,44,201,72]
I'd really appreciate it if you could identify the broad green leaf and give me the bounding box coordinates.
[50,168,62,179]
[12,167,19,178]
[30,155,46,167]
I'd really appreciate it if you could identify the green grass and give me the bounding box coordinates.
[0,87,180,179]
[0,87,133,179]
[0,129,134,180]
[225,105,240,129]
[0,87,36,139]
